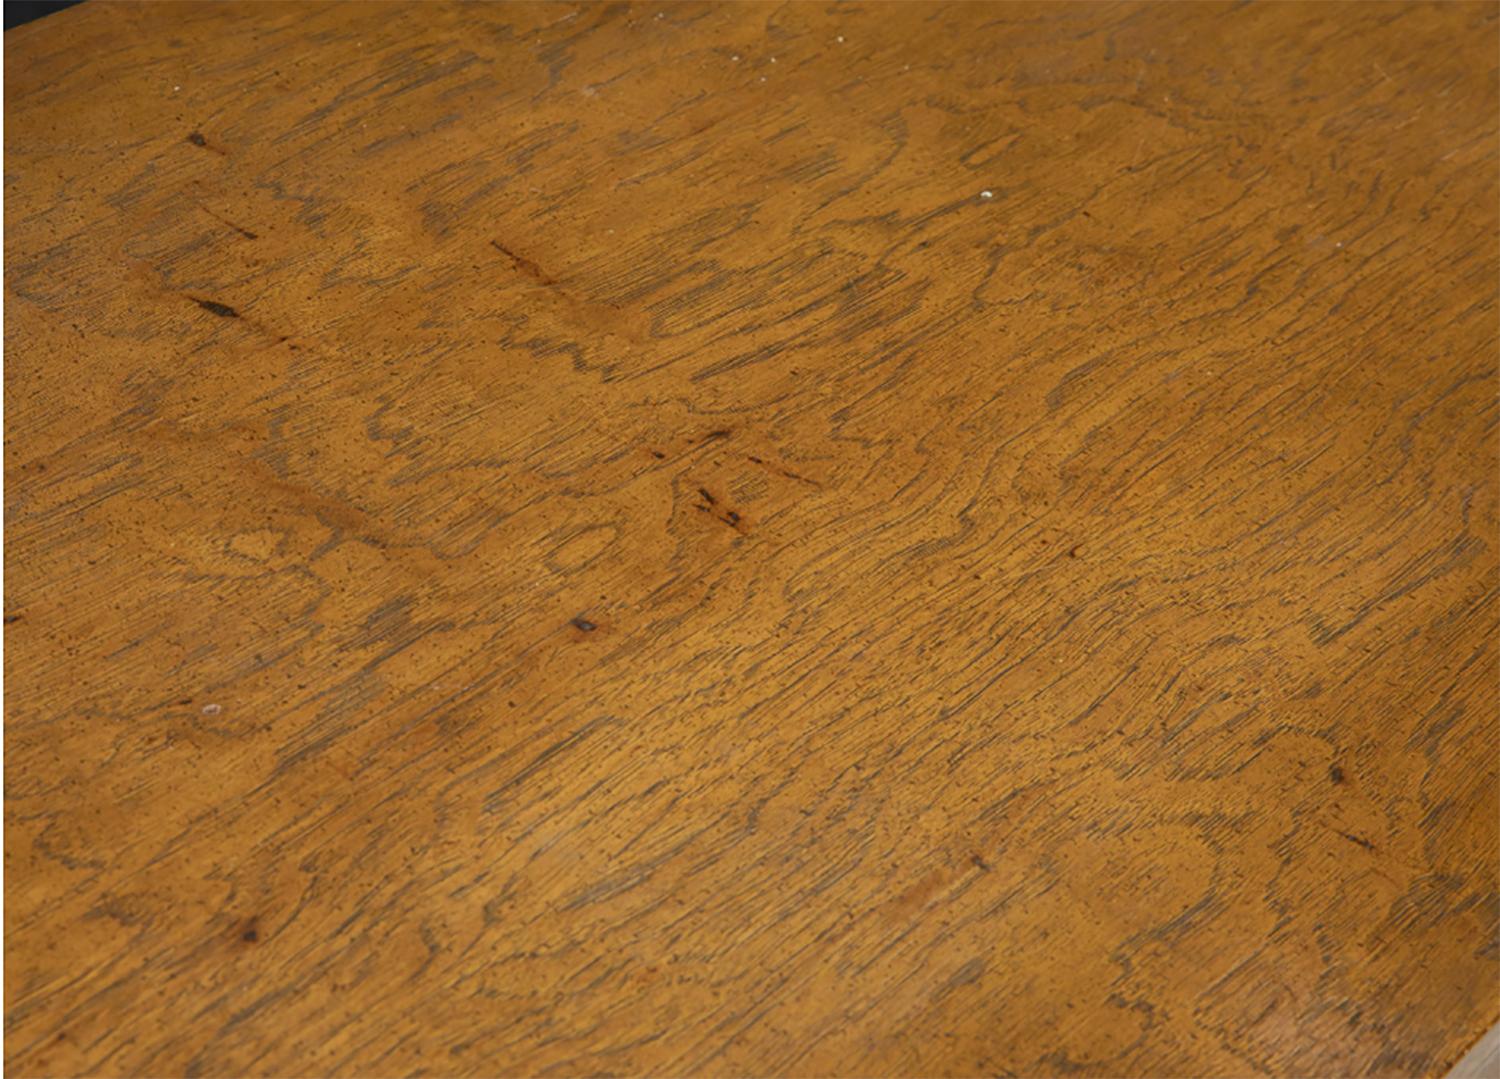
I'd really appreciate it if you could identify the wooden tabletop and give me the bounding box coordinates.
[6,3,1497,1076]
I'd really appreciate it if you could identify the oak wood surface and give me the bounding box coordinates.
[5,2,1498,1076]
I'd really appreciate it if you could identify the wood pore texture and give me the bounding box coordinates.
[5,2,1498,1077]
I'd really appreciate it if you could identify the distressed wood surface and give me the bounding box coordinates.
[5,2,1498,1076]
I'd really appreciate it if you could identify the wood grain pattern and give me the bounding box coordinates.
[5,2,1497,1075]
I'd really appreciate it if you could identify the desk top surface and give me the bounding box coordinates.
[5,2,1497,1075]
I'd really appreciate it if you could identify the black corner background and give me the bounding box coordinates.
[5,1,85,31]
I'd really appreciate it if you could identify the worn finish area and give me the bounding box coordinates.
[5,2,1498,1076]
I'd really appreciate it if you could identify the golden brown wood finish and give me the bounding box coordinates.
[5,2,1498,1075]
